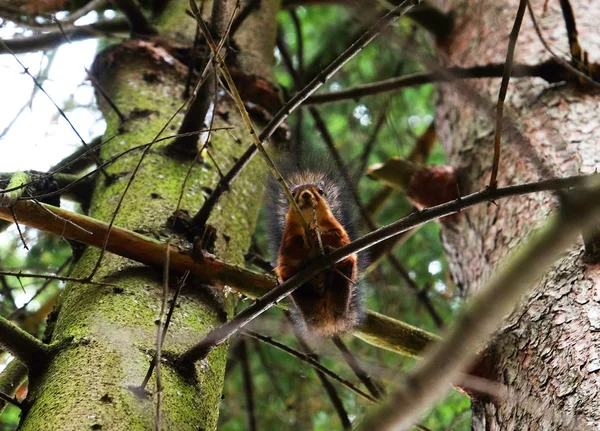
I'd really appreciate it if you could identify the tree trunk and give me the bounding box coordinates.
[19,1,280,429]
[435,0,600,428]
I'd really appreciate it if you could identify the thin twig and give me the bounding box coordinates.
[238,339,257,431]
[140,272,189,390]
[154,242,170,431]
[332,336,384,400]
[0,18,130,54]
[53,19,126,122]
[290,320,352,429]
[7,257,73,320]
[0,39,110,180]
[0,270,113,287]
[490,0,527,187]
[0,51,55,140]
[526,0,600,89]
[244,330,378,403]
[290,9,305,159]
[358,99,391,176]
[251,339,288,403]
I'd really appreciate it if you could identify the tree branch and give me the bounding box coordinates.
[290,317,352,428]
[0,359,27,415]
[302,60,573,106]
[0,316,49,369]
[0,17,130,54]
[112,0,157,35]
[490,0,527,187]
[245,330,378,403]
[238,339,257,431]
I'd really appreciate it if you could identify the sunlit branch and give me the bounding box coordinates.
[0,17,130,54]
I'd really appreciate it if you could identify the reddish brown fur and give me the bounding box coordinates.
[275,184,359,336]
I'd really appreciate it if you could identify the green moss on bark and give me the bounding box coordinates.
[20,0,279,429]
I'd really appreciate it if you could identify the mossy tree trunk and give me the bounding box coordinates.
[436,0,600,428]
[19,1,280,429]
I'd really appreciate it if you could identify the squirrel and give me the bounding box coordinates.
[266,162,363,337]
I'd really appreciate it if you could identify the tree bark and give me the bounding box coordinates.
[435,0,600,428]
[19,0,280,429]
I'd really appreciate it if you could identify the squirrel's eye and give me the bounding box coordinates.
[317,188,325,196]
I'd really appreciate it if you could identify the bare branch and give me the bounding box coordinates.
[0,315,49,369]
[526,0,600,89]
[290,317,352,429]
[112,0,157,35]
[332,336,384,400]
[302,61,570,106]
[238,339,257,431]
[153,242,170,431]
[490,0,527,187]
[0,359,27,415]
[245,330,378,403]
[0,40,110,179]
[0,18,130,54]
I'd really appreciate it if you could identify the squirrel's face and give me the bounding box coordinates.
[292,183,327,210]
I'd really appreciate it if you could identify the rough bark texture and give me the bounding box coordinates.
[19,0,280,429]
[435,0,600,429]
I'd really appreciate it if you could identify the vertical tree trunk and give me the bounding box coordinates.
[20,1,280,429]
[435,0,600,428]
